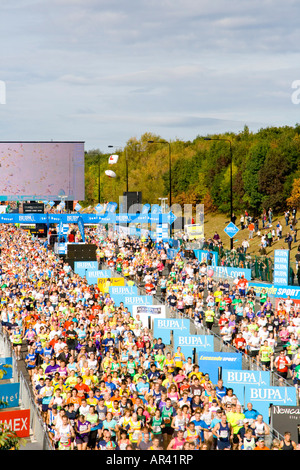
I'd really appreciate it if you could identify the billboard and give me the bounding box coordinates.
[0,141,84,201]
[247,282,300,300]
[97,277,125,291]
[0,409,30,437]
[270,405,300,443]
[132,305,166,328]
[197,352,243,384]
[185,224,204,239]
[0,383,20,408]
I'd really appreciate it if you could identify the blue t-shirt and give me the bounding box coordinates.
[210,417,222,438]
[244,409,259,420]
[191,418,210,442]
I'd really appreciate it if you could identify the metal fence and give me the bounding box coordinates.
[0,326,53,450]
[214,248,274,282]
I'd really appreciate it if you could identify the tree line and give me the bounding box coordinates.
[82,124,300,216]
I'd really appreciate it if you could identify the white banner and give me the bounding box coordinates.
[132,304,166,328]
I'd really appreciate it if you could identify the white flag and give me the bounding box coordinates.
[108,154,119,164]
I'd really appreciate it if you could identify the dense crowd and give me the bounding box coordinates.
[0,223,299,451]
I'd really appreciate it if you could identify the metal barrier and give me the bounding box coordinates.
[19,371,53,450]
[215,249,274,282]
[0,326,52,450]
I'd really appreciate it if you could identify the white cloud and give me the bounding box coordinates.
[0,0,300,151]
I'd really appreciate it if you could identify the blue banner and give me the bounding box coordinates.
[77,216,85,243]
[193,249,218,266]
[273,249,289,285]
[247,282,300,300]
[74,261,98,274]
[0,382,20,408]
[222,369,271,404]
[86,269,112,284]
[173,332,214,358]
[58,219,63,238]
[244,385,297,422]
[153,318,191,345]
[110,294,153,313]
[197,352,243,384]
[0,211,177,226]
[212,266,252,281]
[109,286,138,296]
[222,369,270,388]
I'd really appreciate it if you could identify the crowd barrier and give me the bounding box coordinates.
[1,316,58,449]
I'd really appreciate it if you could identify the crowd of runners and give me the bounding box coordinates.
[0,223,299,450]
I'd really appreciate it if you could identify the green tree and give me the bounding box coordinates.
[242,141,269,213]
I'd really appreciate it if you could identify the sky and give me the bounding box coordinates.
[1,0,300,152]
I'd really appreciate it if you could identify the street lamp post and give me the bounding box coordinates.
[147,140,172,209]
[204,137,233,250]
[98,154,101,204]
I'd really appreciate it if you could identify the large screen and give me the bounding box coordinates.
[0,141,85,201]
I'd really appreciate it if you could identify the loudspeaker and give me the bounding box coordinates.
[65,201,74,212]
[67,244,97,261]
[123,191,142,213]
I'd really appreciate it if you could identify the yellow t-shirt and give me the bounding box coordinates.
[227,412,245,434]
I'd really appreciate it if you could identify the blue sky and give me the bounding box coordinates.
[1,0,300,151]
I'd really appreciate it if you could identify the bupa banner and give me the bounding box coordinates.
[0,357,13,380]
[109,285,138,296]
[132,305,166,328]
[273,249,289,286]
[153,318,191,345]
[247,282,300,300]
[193,249,218,266]
[244,385,297,423]
[86,269,112,284]
[0,409,30,437]
[0,211,178,226]
[0,382,20,408]
[74,261,98,274]
[173,333,214,358]
[222,369,271,404]
[111,294,153,313]
[197,352,243,384]
[212,266,252,281]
